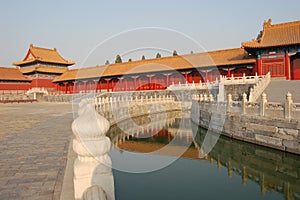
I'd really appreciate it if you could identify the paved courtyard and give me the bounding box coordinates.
[0,103,73,199]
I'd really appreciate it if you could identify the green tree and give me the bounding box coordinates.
[128,58,132,62]
[173,50,178,56]
[141,55,146,60]
[115,55,122,63]
[156,53,161,58]
[105,60,110,65]
[190,51,194,54]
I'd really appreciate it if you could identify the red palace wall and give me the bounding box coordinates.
[30,78,56,88]
[0,83,31,90]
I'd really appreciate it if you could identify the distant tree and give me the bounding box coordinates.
[190,51,194,54]
[115,55,122,63]
[128,58,132,62]
[156,53,162,58]
[256,30,263,40]
[141,55,146,60]
[105,60,110,65]
[173,50,178,56]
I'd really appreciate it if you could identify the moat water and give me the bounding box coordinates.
[106,111,300,200]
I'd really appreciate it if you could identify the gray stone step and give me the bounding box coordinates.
[263,79,300,103]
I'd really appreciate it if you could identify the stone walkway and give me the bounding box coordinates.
[264,79,300,102]
[0,103,73,200]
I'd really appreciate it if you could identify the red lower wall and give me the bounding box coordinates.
[0,83,31,90]
[0,79,57,91]
[30,79,56,88]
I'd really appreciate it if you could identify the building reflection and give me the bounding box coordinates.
[195,126,300,200]
[107,112,300,200]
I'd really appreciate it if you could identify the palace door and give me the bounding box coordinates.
[261,54,285,77]
[291,53,300,80]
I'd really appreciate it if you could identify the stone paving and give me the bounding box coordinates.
[0,103,73,200]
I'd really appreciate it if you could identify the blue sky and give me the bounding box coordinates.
[0,0,300,68]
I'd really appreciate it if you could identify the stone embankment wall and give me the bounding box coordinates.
[191,94,300,154]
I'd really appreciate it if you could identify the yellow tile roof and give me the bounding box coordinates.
[53,48,255,82]
[20,65,68,74]
[13,44,75,66]
[0,67,31,81]
[242,19,300,48]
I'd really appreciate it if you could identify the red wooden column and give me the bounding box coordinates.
[285,52,291,80]
[74,82,77,94]
[64,83,67,94]
[69,83,72,94]
[227,67,231,77]
[124,79,128,91]
[166,74,169,87]
[257,55,262,76]
[98,80,102,92]
[119,78,123,91]
[138,78,141,91]
[184,72,188,83]
[83,81,87,93]
[205,70,208,82]
[149,75,152,90]
[133,76,137,90]
[106,79,110,92]
[94,80,98,92]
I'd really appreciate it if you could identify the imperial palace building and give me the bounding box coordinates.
[52,19,300,94]
[12,44,75,90]
[1,19,300,94]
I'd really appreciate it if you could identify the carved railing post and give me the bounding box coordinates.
[260,93,267,116]
[209,94,214,102]
[242,93,247,115]
[227,94,232,113]
[285,92,293,120]
[72,99,115,200]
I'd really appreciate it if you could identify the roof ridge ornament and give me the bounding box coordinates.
[263,18,272,28]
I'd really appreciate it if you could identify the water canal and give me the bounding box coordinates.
[106,111,300,200]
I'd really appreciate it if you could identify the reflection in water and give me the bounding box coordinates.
[194,125,300,200]
[107,112,300,200]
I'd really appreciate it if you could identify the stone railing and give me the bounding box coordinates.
[191,92,300,154]
[219,73,261,85]
[243,92,299,120]
[248,72,271,102]
[167,81,216,91]
[193,91,299,120]
[94,92,182,125]
[26,87,49,95]
[167,73,263,91]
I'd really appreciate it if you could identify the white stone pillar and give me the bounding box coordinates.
[204,94,208,101]
[209,94,214,102]
[260,93,267,116]
[285,92,293,120]
[72,99,115,200]
[199,94,203,102]
[227,94,232,113]
[242,93,247,115]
